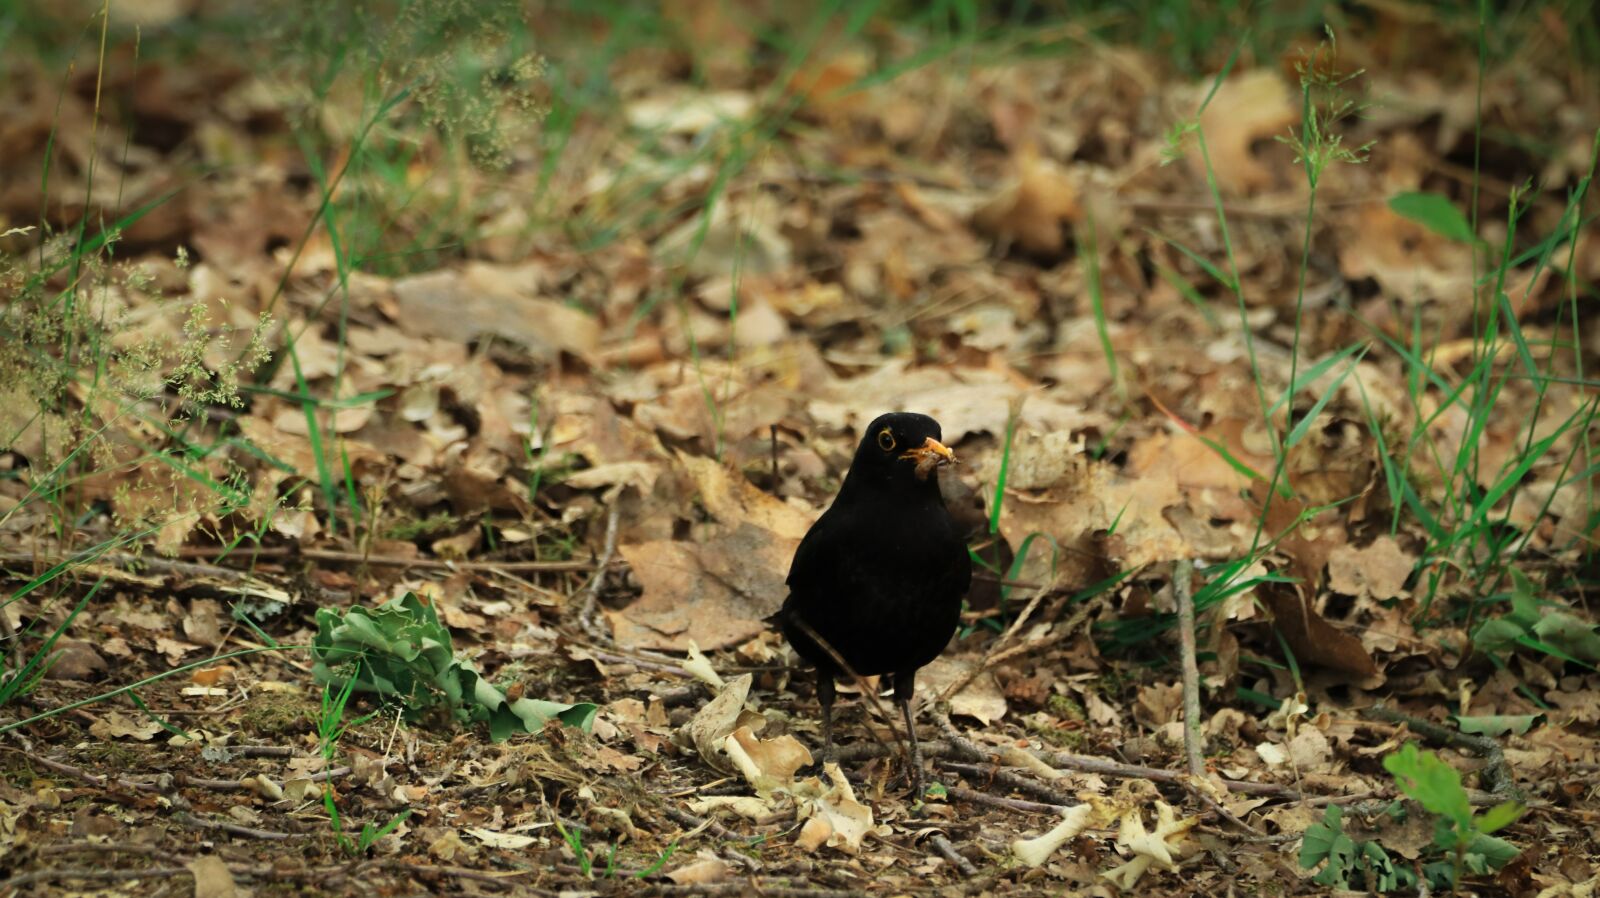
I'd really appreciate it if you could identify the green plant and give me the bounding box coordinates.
[310,592,598,741]
[315,672,412,855]
[1471,569,1600,667]
[1299,805,1412,892]
[1382,743,1523,888]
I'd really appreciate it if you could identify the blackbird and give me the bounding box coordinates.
[777,411,971,796]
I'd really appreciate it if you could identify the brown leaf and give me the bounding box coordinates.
[611,524,794,651]
[391,264,599,360]
[973,145,1081,255]
[1328,536,1415,601]
[1190,69,1298,194]
[679,452,814,540]
[1259,583,1382,685]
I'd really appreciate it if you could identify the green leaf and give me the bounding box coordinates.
[1453,713,1543,737]
[1474,801,1524,836]
[1471,617,1528,656]
[1389,192,1476,242]
[1464,831,1521,870]
[1383,743,1472,831]
[311,592,595,740]
[1299,806,1344,868]
[1531,610,1600,664]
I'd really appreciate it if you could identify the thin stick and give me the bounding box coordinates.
[1174,559,1204,779]
[938,569,1060,703]
[928,833,979,877]
[579,502,622,640]
[937,761,1076,807]
[0,548,615,575]
[944,784,1067,815]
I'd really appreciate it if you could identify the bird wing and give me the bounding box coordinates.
[784,504,841,593]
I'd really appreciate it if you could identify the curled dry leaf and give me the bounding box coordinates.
[681,641,726,690]
[724,725,813,795]
[666,857,732,886]
[680,674,754,774]
[795,762,874,855]
[1012,802,1095,868]
[687,796,773,821]
[1102,801,1195,890]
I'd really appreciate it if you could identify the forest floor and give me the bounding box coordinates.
[2,3,1600,896]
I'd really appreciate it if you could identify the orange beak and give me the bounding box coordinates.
[900,437,956,479]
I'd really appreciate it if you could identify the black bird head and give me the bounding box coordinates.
[838,412,957,499]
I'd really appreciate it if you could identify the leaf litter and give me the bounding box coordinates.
[1,4,1599,896]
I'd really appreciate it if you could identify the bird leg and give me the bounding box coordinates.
[816,673,836,764]
[894,672,925,801]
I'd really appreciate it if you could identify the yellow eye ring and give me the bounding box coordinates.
[876,428,896,452]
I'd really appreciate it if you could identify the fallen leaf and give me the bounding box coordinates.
[666,857,731,885]
[681,675,754,773]
[1327,536,1416,600]
[1191,68,1298,194]
[466,827,541,850]
[188,855,236,898]
[89,712,163,741]
[725,725,813,795]
[919,657,1008,725]
[795,763,873,855]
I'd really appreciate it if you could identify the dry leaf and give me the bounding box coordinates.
[188,855,237,898]
[681,674,754,773]
[795,763,873,855]
[1191,69,1298,194]
[725,726,813,795]
[1327,536,1416,601]
[89,712,163,741]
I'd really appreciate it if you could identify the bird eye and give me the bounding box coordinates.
[876,428,896,452]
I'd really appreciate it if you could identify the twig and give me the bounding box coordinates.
[927,833,979,877]
[374,860,550,891]
[0,867,194,890]
[826,714,1307,802]
[579,502,623,641]
[661,804,748,842]
[936,760,1076,807]
[174,811,295,840]
[938,568,1059,703]
[1176,778,1262,835]
[1174,559,1204,779]
[1360,705,1522,800]
[832,740,955,763]
[770,424,781,484]
[1,548,617,575]
[943,784,1067,815]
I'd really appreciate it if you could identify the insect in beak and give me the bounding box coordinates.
[900,437,956,480]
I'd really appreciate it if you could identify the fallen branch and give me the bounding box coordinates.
[578,502,623,641]
[1173,559,1204,780]
[927,832,980,877]
[943,784,1067,815]
[1360,705,1523,800]
[936,761,1076,808]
